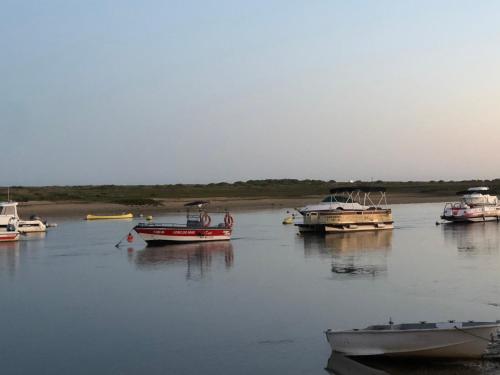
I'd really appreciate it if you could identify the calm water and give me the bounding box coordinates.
[2,203,500,374]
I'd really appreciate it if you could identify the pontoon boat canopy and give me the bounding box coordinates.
[329,186,386,194]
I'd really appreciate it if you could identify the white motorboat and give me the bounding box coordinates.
[326,320,500,359]
[441,187,500,223]
[0,202,20,242]
[296,187,393,233]
[19,217,47,233]
[0,202,46,234]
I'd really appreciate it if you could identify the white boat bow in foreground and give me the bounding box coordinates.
[326,320,500,359]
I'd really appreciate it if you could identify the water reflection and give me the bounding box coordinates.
[0,235,46,277]
[325,352,500,375]
[441,223,500,253]
[302,231,392,278]
[133,241,234,280]
[0,241,21,276]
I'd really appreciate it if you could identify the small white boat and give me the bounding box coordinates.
[1,203,46,233]
[18,218,47,233]
[0,202,20,242]
[326,320,500,359]
[441,187,500,223]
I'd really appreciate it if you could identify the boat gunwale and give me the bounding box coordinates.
[327,323,500,335]
[134,224,232,231]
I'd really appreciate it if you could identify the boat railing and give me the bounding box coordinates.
[136,222,194,228]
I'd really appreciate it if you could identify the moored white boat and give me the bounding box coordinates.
[18,214,47,233]
[1,202,46,233]
[133,201,234,244]
[441,187,500,223]
[326,320,500,359]
[0,202,20,242]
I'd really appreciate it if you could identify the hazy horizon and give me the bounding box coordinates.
[3,1,500,185]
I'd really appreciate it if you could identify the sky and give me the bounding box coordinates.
[2,0,500,185]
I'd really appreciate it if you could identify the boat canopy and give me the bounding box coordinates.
[456,187,496,195]
[330,186,386,194]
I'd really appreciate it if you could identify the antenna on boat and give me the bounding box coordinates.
[7,187,10,202]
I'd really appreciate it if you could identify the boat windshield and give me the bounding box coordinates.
[0,205,16,216]
[321,195,350,203]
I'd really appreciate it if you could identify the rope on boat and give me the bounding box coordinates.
[453,326,494,343]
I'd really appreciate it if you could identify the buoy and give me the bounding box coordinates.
[127,233,134,243]
[224,213,234,228]
[146,215,153,221]
[201,213,211,227]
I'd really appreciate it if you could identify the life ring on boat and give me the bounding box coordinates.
[224,213,234,228]
[201,213,211,227]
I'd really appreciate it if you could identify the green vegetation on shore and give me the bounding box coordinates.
[2,179,499,205]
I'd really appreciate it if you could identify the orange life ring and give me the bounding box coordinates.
[201,213,211,227]
[224,213,234,228]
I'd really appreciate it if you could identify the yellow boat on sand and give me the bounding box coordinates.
[86,213,133,220]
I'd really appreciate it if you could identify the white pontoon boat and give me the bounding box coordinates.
[296,187,393,233]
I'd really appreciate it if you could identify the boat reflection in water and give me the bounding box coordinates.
[132,241,234,280]
[302,231,392,278]
[325,351,500,375]
[0,233,46,277]
[441,222,500,253]
[0,241,21,277]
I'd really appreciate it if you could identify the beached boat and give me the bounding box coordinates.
[86,213,133,220]
[441,187,500,223]
[326,320,500,359]
[296,187,393,233]
[133,201,233,244]
[0,202,20,242]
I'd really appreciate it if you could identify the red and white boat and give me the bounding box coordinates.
[441,187,500,223]
[133,201,234,244]
[0,202,20,242]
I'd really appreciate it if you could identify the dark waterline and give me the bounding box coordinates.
[2,203,500,374]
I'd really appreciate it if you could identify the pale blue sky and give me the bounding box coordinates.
[2,1,500,185]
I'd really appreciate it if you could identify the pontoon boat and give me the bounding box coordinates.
[296,186,393,233]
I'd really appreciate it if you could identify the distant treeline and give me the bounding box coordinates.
[1,179,499,205]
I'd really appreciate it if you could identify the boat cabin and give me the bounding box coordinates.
[456,187,498,206]
[0,202,19,218]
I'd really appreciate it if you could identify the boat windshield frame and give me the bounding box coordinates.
[327,187,389,208]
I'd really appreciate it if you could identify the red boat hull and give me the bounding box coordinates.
[0,233,19,242]
[134,225,232,244]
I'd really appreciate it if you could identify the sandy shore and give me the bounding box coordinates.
[16,194,456,219]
